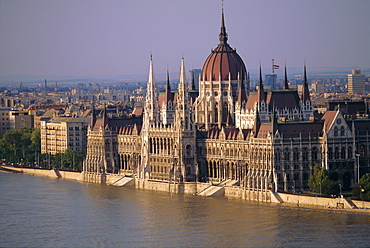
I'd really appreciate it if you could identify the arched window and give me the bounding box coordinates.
[222,103,228,123]
[341,147,346,159]
[340,126,345,136]
[335,147,339,159]
[293,148,299,161]
[334,126,338,137]
[360,145,365,157]
[186,145,192,156]
[294,173,299,181]
[348,146,352,158]
[312,147,318,161]
[328,147,333,160]
[214,104,218,123]
[284,148,290,161]
[275,149,281,163]
[302,147,308,160]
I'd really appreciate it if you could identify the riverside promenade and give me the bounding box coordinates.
[2,165,370,213]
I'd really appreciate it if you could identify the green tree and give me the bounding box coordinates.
[30,129,41,152]
[49,149,85,171]
[308,163,337,195]
[352,173,370,201]
[0,128,41,165]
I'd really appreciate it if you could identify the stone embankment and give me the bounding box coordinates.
[0,166,84,181]
[2,165,369,212]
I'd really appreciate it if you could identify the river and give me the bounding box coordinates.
[0,172,369,247]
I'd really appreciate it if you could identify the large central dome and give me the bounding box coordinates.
[201,11,247,81]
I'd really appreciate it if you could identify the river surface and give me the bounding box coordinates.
[1,172,370,247]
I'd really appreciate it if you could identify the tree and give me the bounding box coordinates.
[352,173,370,201]
[308,163,336,195]
[0,128,41,165]
[50,149,85,171]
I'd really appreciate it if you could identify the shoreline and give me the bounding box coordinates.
[2,165,370,214]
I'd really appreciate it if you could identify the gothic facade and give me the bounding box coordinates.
[83,10,369,192]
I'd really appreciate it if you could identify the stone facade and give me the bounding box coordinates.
[82,10,370,194]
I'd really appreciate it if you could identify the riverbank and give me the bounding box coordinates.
[2,165,370,213]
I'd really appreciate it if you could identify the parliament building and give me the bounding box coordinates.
[83,10,370,194]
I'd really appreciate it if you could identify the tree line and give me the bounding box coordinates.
[0,127,85,171]
[308,163,370,201]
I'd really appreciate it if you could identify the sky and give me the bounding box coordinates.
[1,0,370,78]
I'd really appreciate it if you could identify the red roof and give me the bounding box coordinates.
[321,111,337,133]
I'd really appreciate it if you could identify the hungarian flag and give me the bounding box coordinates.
[274,64,280,69]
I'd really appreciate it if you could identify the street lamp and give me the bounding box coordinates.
[356,153,360,184]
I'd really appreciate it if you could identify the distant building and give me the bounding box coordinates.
[264,74,277,89]
[9,110,34,131]
[189,69,202,90]
[312,81,326,94]
[348,69,366,94]
[0,107,34,134]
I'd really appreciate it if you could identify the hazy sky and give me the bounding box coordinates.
[1,0,369,77]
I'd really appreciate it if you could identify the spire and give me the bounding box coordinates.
[257,65,265,104]
[179,57,186,92]
[176,57,191,130]
[164,69,172,102]
[144,54,159,122]
[166,69,171,91]
[283,63,289,89]
[301,63,310,102]
[271,108,279,135]
[237,73,247,103]
[177,57,188,106]
[148,54,155,88]
[219,7,228,45]
[253,106,261,138]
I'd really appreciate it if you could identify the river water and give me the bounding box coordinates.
[1,172,369,247]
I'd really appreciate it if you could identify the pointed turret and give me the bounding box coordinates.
[237,72,247,103]
[176,57,192,130]
[271,108,279,135]
[190,70,196,91]
[164,69,172,102]
[178,57,187,100]
[144,55,159,123]
[253,106,261,138]
[219,8,228,45]
[301,64,310,102]
[257,65,265,104]
[283,64,289,89]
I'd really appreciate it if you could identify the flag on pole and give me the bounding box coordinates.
[273,64,280,69]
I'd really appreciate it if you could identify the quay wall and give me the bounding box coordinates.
[58,170,83,181]
[2,166,83,181]
[224,187,272,202]
[3,166,369,210]
[352,200,370,209]
[135,179,209,195]
[278,193,353,209]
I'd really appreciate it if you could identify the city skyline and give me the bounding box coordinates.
[1,0,369,78]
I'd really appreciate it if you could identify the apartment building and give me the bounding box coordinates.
[40,116,89,154]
